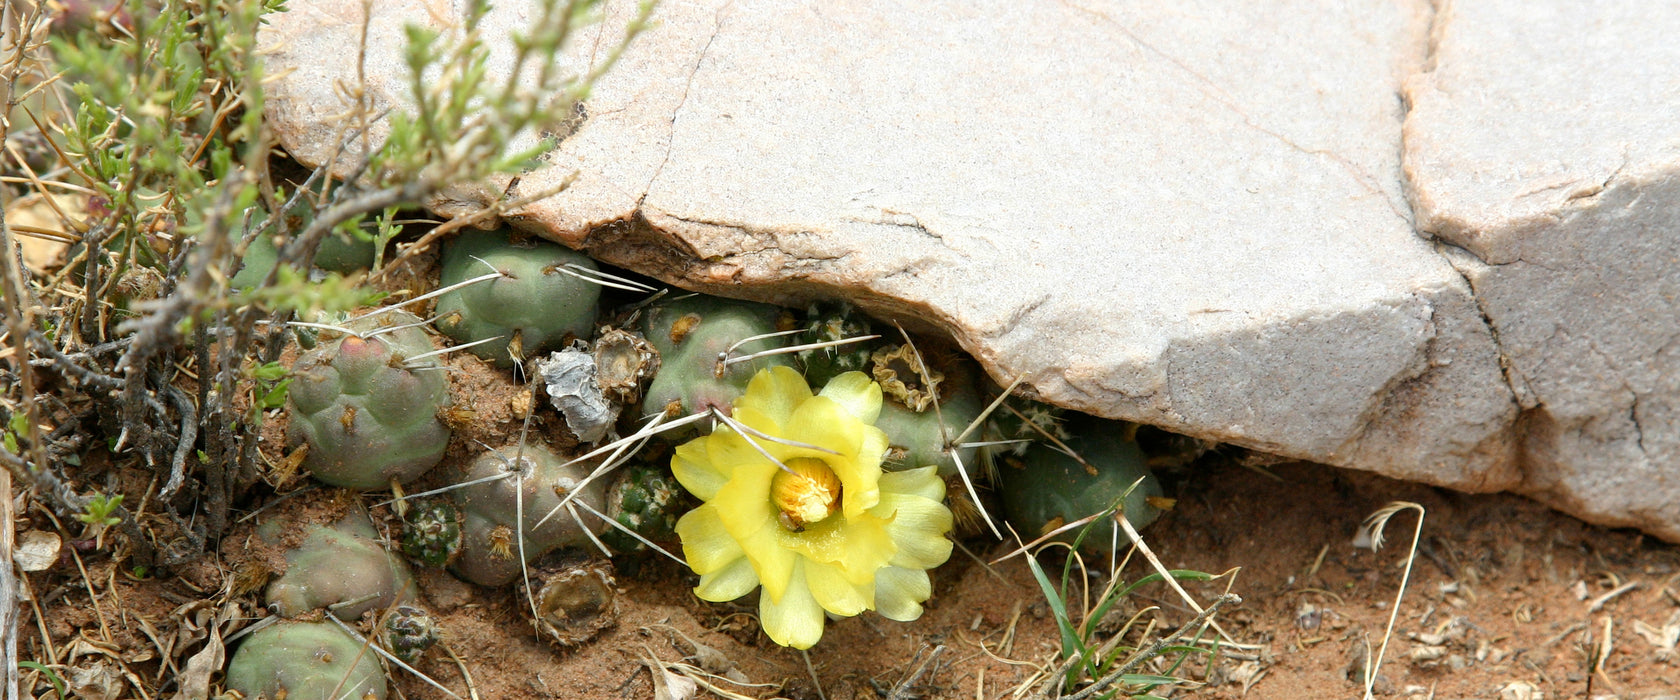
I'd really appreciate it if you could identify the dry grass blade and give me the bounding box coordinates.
[1352,500,1426,700]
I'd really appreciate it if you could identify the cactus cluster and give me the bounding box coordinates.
[600,463,684,553]
[225,621,387,700]
[449,441,610,587]
[250,212,1199,665]
[286,310,452,490]
[434,230,602,367]
[996,415,1165,556]
[262,510,417,620]
[639,296,791,421]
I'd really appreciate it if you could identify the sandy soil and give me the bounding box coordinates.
[18,439,1680,700]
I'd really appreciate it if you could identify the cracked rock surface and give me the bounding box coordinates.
[258,1,1680,538]
[1404,1,1680,538]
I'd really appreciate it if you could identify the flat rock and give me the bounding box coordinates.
[1403,2,1680,537]
[258,1,1676,537]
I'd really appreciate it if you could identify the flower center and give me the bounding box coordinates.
[771,458,842,531]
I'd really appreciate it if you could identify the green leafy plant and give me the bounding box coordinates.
[248,360,292,412]
[76,493,124,528]
[0,0,654,569]
[1009,500,1231,700]
[18,660,66,700]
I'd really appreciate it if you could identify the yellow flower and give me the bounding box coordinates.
[672,366,954,649]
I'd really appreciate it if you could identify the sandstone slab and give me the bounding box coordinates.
[258,1,1680,536]
[1403,2,1680,537]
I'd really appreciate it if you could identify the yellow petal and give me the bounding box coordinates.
[785,397,879,517]
[735,366,811,427]
[803,560,871,617]
[877,492,955,570]
[782,511,897,587]
[674,505,744,575]
[760,559,825,649]
[784,396,864,458]
[671,439,727,501]
[873,566,932,621]
[711,462,797,599]
[729,405,785,449]
[878,465,945,502]
[819,371,882,424]
[701,421,785,477]
[694,555,760,602]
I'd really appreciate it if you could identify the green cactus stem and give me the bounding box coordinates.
[225,620,387,700]
[449,442,611,587]
[997,416,1165,556]
[873,371,984,478]
[796,301,879,387]
[433,230,601,367]
[286,310,452,489]
[600,463,685,553]
[639,295,792,423]
[263,511,418,621]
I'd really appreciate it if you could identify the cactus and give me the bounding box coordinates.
[229,193,378,290]
[600,463,685,553]
[862,343,987,478]
[433,230,601,367]
[449,441,610,587]
[796,301,878,387]
[262,511,417,621]
[286,311,452,489]
[225,620,387,700]
[381,605,441,665]
[522,558,617,648]
[639,295,792,422]
[229,228,279,291]
[398,498,464,569]
[987,395,1073,457]
[996,416,1164,556]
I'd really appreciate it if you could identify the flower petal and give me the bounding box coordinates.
[877,492,955,570]
[819,371,882,424]
[674,505,745,575]
[803,559,871,617]
[711,461,797,599]
[785,397,880,517]
[735,366,811,427]
[873,566,932,621]
[672,439,727,501]
[760,560,826,649]
[878,465,945,503]
[782,511,897,587]
[694,555,760,602]
[702,421,787,476]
